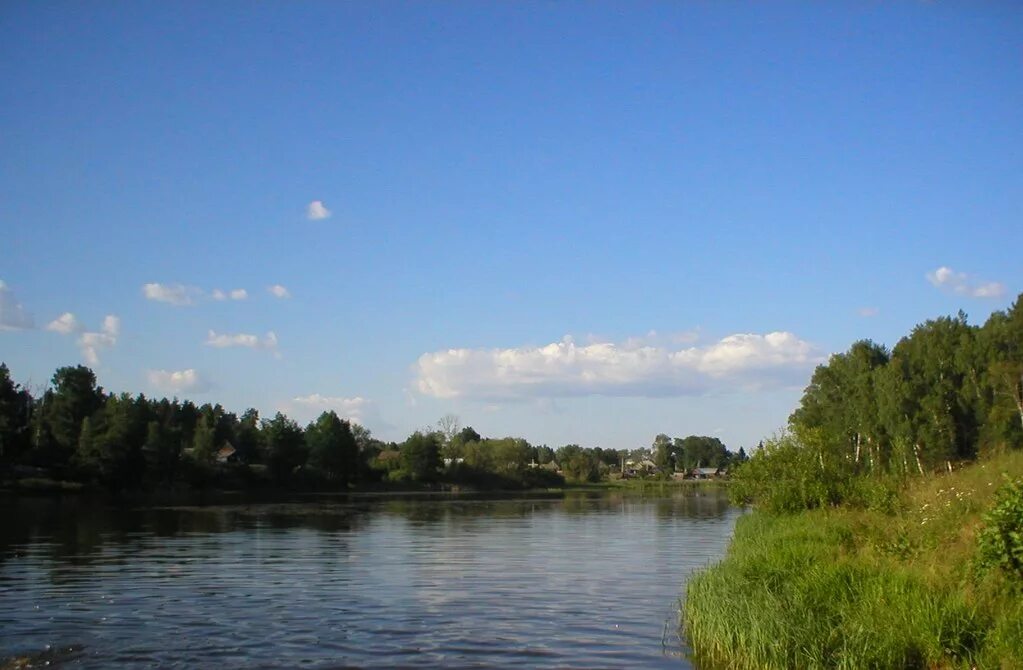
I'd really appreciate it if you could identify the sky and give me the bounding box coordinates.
[1,1,1021,452]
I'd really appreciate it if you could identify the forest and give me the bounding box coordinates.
[0,363,738,494]
[731,293,1023,511]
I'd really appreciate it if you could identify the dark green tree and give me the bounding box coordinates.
[142,420,179,483]
[36,365,105,467]
[0,363,33,465]
[652,433,674,471]
[400,431,441,482]
[557,444,600,483]
[262,412,306,484]
[191,413,217,464]
[234,408,262,463]
[305,411,359,484]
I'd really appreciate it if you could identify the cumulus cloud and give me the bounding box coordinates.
[289,394,370,424]
[79,316,120,364]
[46,312,83,334]
[0,280,34,331]
[268,284,291,299]
[415,332,822,400]
[147,368,210,393]
[205,330,278,351]
[143,282,200,306]
[926,266,1006,299]
[58,314,120,365]
[307,200,331,220]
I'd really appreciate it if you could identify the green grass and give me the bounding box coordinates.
[683,451,1023,669]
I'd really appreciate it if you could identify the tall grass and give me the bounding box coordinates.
[683,451,1023,669]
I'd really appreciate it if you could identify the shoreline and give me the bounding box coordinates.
[0,475,727,506]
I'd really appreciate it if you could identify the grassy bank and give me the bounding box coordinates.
[683,451,1023,669]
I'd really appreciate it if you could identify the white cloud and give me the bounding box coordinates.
[857,307,879,318]
[77,315,120,365]
[46,312,83,334]
[45,311,119,365]
[288,394,370,424]
[150,283,252,304]
[205,330,278,351]
[307,200,331,220]
[142,282,199,306]
[0,280,34,331]
[415,331,822,400]
[268,284,291,299]
[926,266,1006,299]
[147,368,210,393]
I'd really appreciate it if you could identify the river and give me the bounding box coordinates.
[0,488,739,668]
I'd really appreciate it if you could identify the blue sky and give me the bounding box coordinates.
[2,2,1021,451]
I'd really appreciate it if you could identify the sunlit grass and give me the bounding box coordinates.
[683,451,1023,669]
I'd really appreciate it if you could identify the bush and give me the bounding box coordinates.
[976,476,1023,581]
[730,430,854,513]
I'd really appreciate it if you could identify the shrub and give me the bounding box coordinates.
[730,429,857,513]
[976,476,1023,581]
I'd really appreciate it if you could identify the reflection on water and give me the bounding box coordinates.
[0,489,738,669]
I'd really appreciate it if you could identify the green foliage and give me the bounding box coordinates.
[685,513,989,669]
[976,477,1023,581]
[191,414,217,464]
[305,411,358,485]
[35,365,105,467]
[730,430,856,512]
[556,444,601,483]
[687,452,1023,670]
[0,363,32,464]
[400,431,441,482]
[233,408,262,464]
[142,420,179,483]
[261,412,306,484]
[789,299,1023,484]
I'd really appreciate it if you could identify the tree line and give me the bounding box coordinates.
[734,293,1023,511]
[0,366,742,493]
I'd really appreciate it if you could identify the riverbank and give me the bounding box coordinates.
[683,451,1023,669]
[0,472,723,506]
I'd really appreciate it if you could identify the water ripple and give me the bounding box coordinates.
[0,492,738,669]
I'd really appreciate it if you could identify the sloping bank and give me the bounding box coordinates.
[682,450,1023,669]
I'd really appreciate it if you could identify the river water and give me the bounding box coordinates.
[0,489,739,669]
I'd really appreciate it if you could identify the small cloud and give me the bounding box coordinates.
[205,330,278,352]
[926,266,1006,299]
[142,282,200,306]
[147,368,210,393]
[307,200,331,221]
[77,315,120,365]
[857,307,879,318]
[211,289,227,301]
[268,284,291,299]
[46,312,83,334]
[102,315,120,337]
[229,289,248,300]
[47,312,119,364]
[0,280,34,331]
